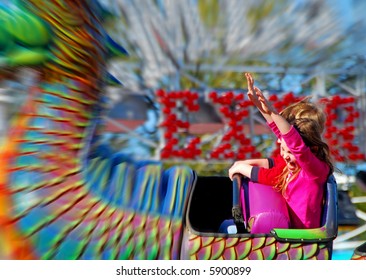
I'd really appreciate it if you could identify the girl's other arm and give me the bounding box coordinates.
[237,158,271,168]
[254,157,286,185]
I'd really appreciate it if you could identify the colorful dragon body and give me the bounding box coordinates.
[0,0,194,260]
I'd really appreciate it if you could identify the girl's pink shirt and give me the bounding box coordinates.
[269,122,329,229]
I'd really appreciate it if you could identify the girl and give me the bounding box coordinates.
[229,73,334,229]
[231,96,326,186]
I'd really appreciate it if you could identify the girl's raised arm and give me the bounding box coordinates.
[245,73,291,135]
[246,73,272,124]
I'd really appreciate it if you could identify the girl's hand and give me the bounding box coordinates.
[228,161,252,180]
[245,73,260,107]
[245,72,277,116]
[253,86,276,115]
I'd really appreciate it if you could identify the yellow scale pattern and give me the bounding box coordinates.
[185,233,330,260]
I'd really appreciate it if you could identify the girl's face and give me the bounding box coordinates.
[280,139,299,172]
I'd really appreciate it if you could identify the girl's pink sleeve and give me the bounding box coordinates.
[281,126,329,178]
[268,121,281,139]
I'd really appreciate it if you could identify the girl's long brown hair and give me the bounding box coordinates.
[274,99,334,196]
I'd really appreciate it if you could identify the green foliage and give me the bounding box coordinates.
[163,160,230,177]
[197,0,220,28]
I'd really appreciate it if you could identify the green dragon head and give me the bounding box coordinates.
[0,1,51,67]
[0,0,127,85]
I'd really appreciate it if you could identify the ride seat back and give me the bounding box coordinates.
[319,175,338,233]
[240,179,290,234]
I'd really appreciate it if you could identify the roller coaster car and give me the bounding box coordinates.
[180,175,338,260]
